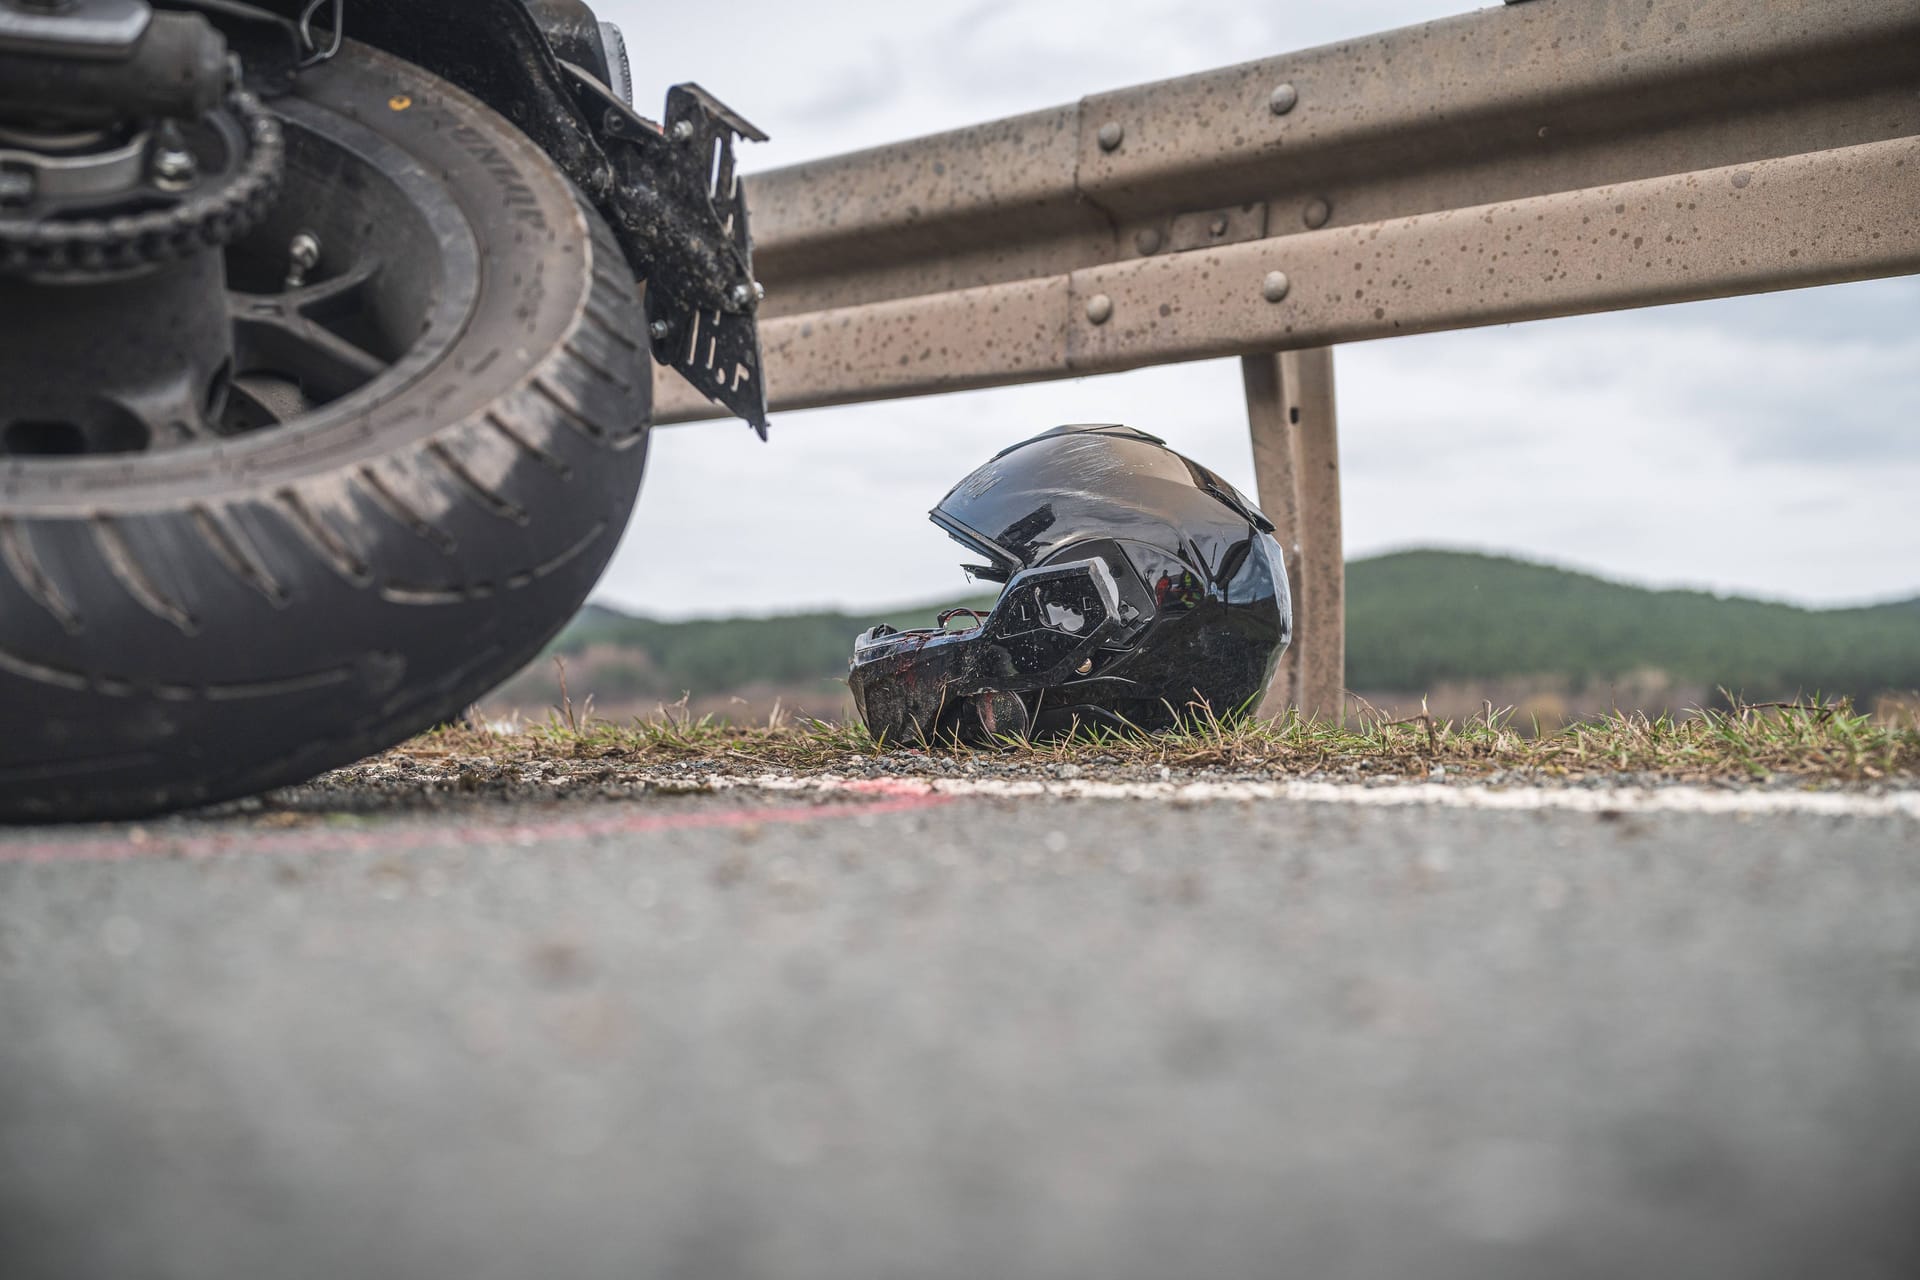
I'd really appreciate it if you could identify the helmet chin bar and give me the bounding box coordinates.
[849,557,1137,746]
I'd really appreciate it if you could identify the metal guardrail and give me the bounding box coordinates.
[652,0,1920,715]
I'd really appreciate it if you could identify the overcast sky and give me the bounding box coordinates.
[593,0,1920,619]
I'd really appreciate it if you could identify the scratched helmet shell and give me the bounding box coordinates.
[848,424,1292,742]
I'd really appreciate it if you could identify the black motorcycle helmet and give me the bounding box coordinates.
[848,424,1292,742]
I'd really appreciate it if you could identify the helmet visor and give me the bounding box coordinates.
[930,424,1272,573]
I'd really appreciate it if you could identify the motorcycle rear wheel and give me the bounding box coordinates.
[0,42,651,822]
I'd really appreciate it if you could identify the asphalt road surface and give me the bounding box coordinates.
[3,778,1918,1279]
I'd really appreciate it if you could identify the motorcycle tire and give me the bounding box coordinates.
[0,43,651,822]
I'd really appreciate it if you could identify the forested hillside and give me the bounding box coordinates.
[499,551,1920,712]
[1345,551,1920,700]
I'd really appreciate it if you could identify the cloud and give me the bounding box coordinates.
[1341,287,1920,469]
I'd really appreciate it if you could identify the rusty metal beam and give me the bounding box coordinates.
[1244,350,1344,723]
[1071,0,1917,238]
[729,0,1919,320]
[1288,350,1345,725]
[1242,354,1305,715]
[658,0,1920,420]
[1067,136,1919,373]
[659,134,1920,420]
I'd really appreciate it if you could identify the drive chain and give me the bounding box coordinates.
[0,86,284,279]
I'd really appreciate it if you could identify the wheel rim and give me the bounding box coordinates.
[217,93,481,438]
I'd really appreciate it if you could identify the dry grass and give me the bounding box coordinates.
[403,695,1920,786]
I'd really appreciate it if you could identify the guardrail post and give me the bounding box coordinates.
[1242,348,1344,723]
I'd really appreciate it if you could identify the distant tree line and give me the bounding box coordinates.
[540,551,1920,706]
[1345,551,1920,704]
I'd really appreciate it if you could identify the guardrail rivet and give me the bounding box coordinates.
[1269,83,1298,115]
[1303,197,1332,229]
[1134,227,1163,255]
[1086,293,1114,324]
[1097,122,1125,152]
[1262,271,1290,303]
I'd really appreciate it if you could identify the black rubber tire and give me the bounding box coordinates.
[0,44,650,822]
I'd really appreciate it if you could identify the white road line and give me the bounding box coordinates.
[705,773,1920,820]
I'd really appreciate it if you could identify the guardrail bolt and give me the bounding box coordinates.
[1262,270,1290,303]
[1269,83,1298,115]
[1134,227,1163,255]
[1303,197,1332,229]
[1097,121,1125,152]
[648,319,671,341]
[1209,214,1230,237]
[1085,293,1114,324]
[670,120,695,142]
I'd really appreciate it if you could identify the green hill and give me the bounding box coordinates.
[1345,550,1920,700]
[524,551,1920,708]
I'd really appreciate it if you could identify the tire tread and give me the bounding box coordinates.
[0,71,652,822]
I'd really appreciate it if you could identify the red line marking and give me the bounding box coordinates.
[0,787,953,867]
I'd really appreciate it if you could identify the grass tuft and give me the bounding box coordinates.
[405,696,1919,786]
